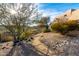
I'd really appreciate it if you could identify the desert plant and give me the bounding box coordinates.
[67,20,78,30]
[0,33,14,42]
[51,23,69,34]
[50,20,78,34]
[0,3,39,46]
[38,17,50,33]
[59,24,69,34]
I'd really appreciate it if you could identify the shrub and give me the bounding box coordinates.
[50,23,69,34]
[20,28,37,40]
[44,28,50,32]
[50,23,61,32]
[20,31,32,40]
[50,20,79,34]
[67,20,78,30]
[59,24,69,34]
[1,34,13,42]
[77,24,79,30]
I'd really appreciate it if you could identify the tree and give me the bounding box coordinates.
[38,16,50,32]
[0,3,38,46]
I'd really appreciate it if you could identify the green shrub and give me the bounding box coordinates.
[50,23,69,34]
[20,28,38,40]
[67,20,78,30]
[20,30,33,40]
[42,27,50,33]
[77,24,79,30]
[50,23,60,32]
[59,24,69,34]
[50,20,79,34]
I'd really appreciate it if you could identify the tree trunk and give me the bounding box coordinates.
[13,36,19,46]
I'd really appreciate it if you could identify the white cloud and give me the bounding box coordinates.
[38,4,64,22]
[38,8,63,22]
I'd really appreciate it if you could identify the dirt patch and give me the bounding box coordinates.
[0,41,13,56]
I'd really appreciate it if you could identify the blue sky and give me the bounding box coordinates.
[38,3,79,22]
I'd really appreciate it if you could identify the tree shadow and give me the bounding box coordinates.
[6,45,16,56]
[20,42,41,56]
[6,41,42,56]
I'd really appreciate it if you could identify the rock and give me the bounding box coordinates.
[53,9,79,23]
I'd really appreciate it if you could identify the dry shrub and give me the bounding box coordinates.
[1,34,13,42]
[50,20,79,34]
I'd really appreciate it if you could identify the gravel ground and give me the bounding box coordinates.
[0,41,41,56]
[0,32,79,56]
[33,32,79,56]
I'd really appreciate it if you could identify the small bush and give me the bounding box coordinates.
[59,24,69,34]
[50,20,79,34]
[1,35,13,42]
[44,28,50,32]
[50,23,60,32]
[50,23,69,34]
[20,28,37,40]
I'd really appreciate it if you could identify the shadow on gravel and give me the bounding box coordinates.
[6,41,41,56]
